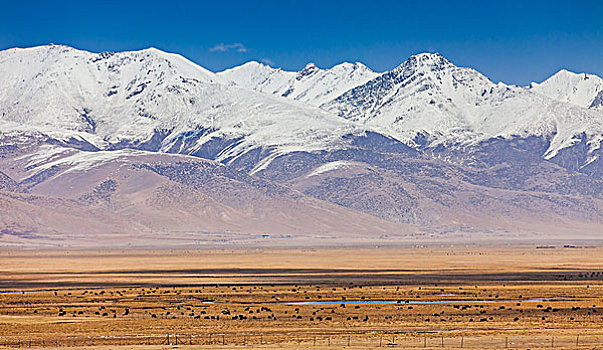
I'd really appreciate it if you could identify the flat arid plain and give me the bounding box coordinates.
[1,244,602,349]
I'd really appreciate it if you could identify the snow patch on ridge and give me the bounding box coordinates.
[18,145,152,175]
[306,161,351,177]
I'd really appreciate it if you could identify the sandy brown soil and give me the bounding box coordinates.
[0,245,602,349]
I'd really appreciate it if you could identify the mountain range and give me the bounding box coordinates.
[0,44,601,247]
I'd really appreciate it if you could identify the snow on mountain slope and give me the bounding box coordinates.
[218,60,378,106]
[0,45,361,168]
[529,69,603,110]
[1,45,601,174]
[306,160,351,177]
[321,53,603,159]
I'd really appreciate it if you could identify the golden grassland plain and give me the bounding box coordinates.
[0,245,602,349]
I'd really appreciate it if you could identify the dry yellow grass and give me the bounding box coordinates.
[0,245,602,349]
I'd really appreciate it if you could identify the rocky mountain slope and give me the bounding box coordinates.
[0,139,411,247]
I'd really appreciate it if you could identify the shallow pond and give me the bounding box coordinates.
[0,290,46,295]
[283,298,556,306]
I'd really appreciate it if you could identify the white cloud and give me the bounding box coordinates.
[260,58,275,66]
[209,43,248,53]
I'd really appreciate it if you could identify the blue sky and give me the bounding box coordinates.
[1,0,601,85]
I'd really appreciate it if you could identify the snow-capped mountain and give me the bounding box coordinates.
[2,46,601,170]
[219,60,378,106]
[321,53,603,160]
[1,45,602,246]
[529,69,603,110]
[0,45,360,172]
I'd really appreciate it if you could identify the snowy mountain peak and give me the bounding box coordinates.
[238,60,270,69]
[410,51,446,60]
[5,43,77,57]
[322,51,496,124]
[140,46,163,53]
[219,59,378,106]
[552,69,594,80]
[329,61,373,73]
[529,69,603,110]
[298,62,319,77]
[399,52,453,70]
